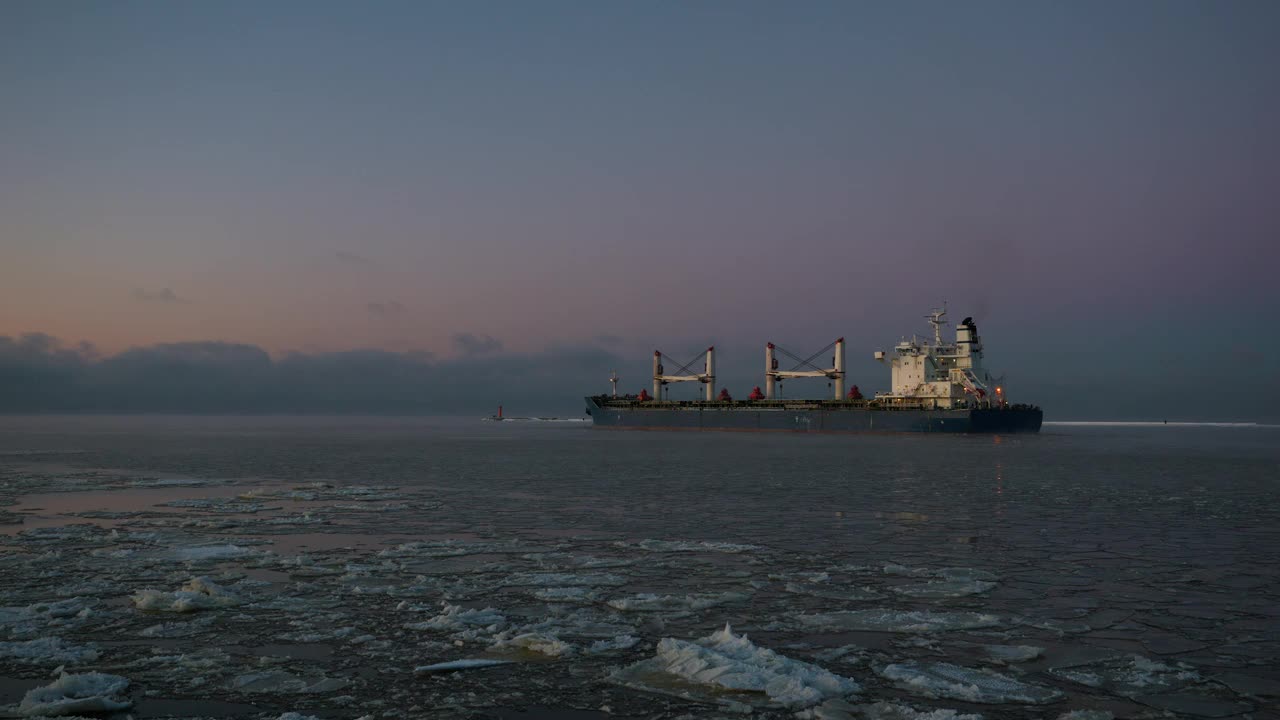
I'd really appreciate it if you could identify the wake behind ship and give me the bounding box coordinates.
[585,309,1042,434]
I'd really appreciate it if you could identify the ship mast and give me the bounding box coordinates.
[608,369,619,398]
[926,305,948,347]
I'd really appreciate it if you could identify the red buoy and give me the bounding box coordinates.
[717,388,732,402]
[748,386,765,401]
[847,385,863,400]
[637,389,652,401]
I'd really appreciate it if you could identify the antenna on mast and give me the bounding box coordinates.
[926,303,948,346]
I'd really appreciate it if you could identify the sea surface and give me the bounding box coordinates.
[0,416,1277,719]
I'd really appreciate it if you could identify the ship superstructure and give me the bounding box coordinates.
[584,308,1041,434]
[874,308,1001,409]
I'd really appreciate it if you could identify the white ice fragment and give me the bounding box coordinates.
[15,671,131,716]
[404,602,506,634]
[879,662,1062,704]
[503,572,627,587]
[586,635,640,654]
[277,714,322,720]
[1056,712,1113,720]
[615,623,858,708]
[0,637,100,665]
[413,658,514,675]
[131,576,243,613]
[490,631,575,657]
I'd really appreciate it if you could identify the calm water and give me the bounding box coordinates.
[0,416,1277,718]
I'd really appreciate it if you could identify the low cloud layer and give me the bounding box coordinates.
[366,301,408,319]
[131,288,187,304]
[0,333,615,415]
[452,333,503,356]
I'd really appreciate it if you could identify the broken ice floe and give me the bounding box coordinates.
[586,634,640,654]
[131,576,243,612]
[1048,655,1200,696]
[168,543,263,563]
[979,644,1043,664]
[890,579,997,598]
[852,701,985,719]
[13,672,131,716]
[883,565,997,581]
[490,630,575,657]
[606,591,749,613]
[613,623,858,709]
[615,539,762,553]
[403,602,506,637]
[231,670,351,694]
[0,597,97,638]
[1055,711,1114,720]
[0,636,100,665]
[879,661,1062,704]
[795,610,1001,633]
[531,587,599,603]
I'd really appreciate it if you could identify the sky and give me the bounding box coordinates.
[1,1,1277,419]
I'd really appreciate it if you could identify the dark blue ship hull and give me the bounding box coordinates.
[584,397,1042,434]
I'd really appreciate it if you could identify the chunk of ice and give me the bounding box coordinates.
[891,580,997,598]
[617,539,762,553]
[1049,655,1200,696]
[981,645,1043,664]
[404,602,506,633]
[491,631,575,657]
[15,671,131,716]
[0,636,100,665]
[131,576,243,613]
[586,635,641,654]
[614,623,858,708]
[879,662,1062,704]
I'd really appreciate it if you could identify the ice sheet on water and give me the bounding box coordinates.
[879,662,1062,704]
[138,615,218,638]
[785,583,886,601]
[891,580,997,598]
[161,498,277,513]
[0,598,97,638]
[1055,711,1114,720]
[0,636,99,665]
[980,645,1043,664]
[532,587,599,603]
[606,591,749,613]
[613,623,859,709]
[855,701,985,719]
[13,672,131,716]
[503,571,627,587]
[616,539,762,553]
[131,576,243,613]
[414,658,514,674]
[884,565,997,581]
[1048,655,1200,696]
[231,670,350,694]
[796,610,1001,633]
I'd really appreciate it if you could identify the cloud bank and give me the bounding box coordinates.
[0,333,615,415]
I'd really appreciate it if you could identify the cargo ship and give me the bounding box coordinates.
[584,309,1041,433]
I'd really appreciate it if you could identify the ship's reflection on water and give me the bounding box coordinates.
[0,417,1275,719]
